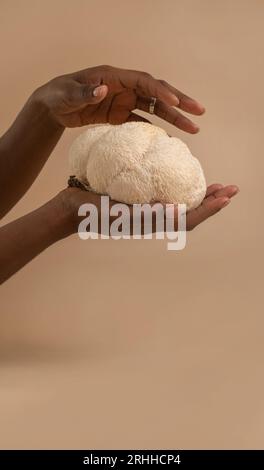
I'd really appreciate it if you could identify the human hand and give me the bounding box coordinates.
[33,65,205,133]
[54,183,239,236]
[185,183,239,230]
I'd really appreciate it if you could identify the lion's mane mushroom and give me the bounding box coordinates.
[69,122,206,211]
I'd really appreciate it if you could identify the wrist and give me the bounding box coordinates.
[41,195,75,240]
[29,86,65,131]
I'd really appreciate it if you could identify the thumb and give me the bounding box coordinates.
[77,83,108,104]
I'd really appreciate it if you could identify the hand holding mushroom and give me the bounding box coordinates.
[66,121,238,232]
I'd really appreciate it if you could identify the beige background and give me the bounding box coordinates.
[0,0,263,449]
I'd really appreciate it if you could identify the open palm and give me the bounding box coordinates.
[62,182,238,234]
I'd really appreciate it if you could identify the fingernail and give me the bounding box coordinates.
[231,185,239,194]
[198,104,206,114]
[172,95,180,106]
[93,85,108,97]
[192,124,200,133]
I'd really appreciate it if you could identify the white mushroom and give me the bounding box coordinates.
[69,122,206,211]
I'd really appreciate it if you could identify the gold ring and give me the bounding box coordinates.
[149,97,157,114]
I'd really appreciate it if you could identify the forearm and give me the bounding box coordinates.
[0,195,72,284]
[0,91,64,218]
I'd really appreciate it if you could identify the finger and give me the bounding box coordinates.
[159,80,205,115]
[126,112,152,123]
[70,82,109,107]
[137,97,199,133]
[187,197,231,230]
[212,185,239,199]
[205,184,224,197]
[204,185,239,205]
[119,69,179,107]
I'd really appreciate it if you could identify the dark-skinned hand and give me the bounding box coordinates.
[35,64,205,132]
[56,183,239,235]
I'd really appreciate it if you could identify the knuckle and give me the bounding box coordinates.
[173,116,180,126]
[81,85,92,99]
[141,71,151,79]
[100,64,112,71]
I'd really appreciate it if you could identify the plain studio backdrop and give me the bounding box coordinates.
[0,0,263,449]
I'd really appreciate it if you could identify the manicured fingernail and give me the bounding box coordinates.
[93,85,108,97]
